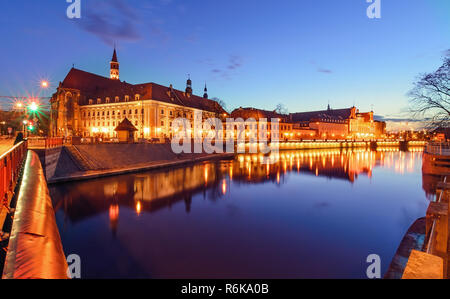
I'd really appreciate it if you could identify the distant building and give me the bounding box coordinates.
[230,107,297,141]
[231,105,386,141]
[50,49,227,139]
[290,106,386,139]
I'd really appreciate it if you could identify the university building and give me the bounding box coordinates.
[50,49,226,140]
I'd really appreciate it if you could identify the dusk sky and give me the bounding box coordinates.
[0,0,449,127]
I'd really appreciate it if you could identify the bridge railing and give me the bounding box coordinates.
[0,141,27,216]
[27,137,64,149]
[425,142,450,156]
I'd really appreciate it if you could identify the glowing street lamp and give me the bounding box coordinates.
[41,80,49,88]
[29,102,38,112]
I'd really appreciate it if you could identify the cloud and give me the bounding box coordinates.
[209,55,244,80]
[76,0,141,45]
[228,55,243,70]
[374,115,429,132]
[374,115,427,123]
[309,60,333,74]
[317,68,333,74]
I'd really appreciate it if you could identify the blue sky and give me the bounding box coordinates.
[0,0,449,121]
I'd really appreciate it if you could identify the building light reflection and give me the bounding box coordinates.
[136,201,142,215]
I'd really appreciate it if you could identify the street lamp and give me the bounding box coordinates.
[22,120,28,138]
[41,80,49,88]
[29,102,38,112]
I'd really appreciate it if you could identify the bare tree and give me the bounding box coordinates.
[409,53,450,129]
[211,97,228,113]
[275,103,288,115]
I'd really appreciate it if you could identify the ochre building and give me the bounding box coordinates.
[50,49,226,139]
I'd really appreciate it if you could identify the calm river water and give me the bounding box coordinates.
[49,148,430,278]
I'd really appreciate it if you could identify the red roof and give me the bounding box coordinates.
[231,107,289,122]
[290,108,355,122]
[58,68,226,114]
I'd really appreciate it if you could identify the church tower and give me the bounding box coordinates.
[203,83,208,99]
[185,75,193,95]
[110,48,119,80]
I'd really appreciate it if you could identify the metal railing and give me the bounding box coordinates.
[425,142,450,156]
[426,176,446,255]
[0,141,27,213]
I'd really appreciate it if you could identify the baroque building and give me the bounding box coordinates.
[50,49,226,139]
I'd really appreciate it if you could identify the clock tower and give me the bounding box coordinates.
[110,48,119,80]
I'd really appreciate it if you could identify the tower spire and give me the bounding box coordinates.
[110,46,119,80]
[185,74,192,95]
[203,83,208,99]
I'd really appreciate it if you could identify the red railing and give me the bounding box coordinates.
[27,137,64,149]
[0,141,27,212]
[45,137,64,149]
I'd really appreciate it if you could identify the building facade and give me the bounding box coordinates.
[291,106,385,139]
[230,107,293,141]
[50,49,226,140]
[231,105,386,141]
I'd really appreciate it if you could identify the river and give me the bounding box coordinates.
[49,147,430,278]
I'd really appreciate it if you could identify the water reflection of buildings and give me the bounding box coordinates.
[50,147,424,233]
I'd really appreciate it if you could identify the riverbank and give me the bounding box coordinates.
[47,151,234,184]
[42,141,425,184]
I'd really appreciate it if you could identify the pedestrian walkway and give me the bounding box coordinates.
[0,138,14,156]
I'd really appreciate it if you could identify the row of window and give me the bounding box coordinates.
[83,109,144,118]
[84,120,140,128]
[87,95,140,105]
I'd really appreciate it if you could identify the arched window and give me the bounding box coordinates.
[115,96,119,103]
[89,99,93,105]
[106,97,110,103]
